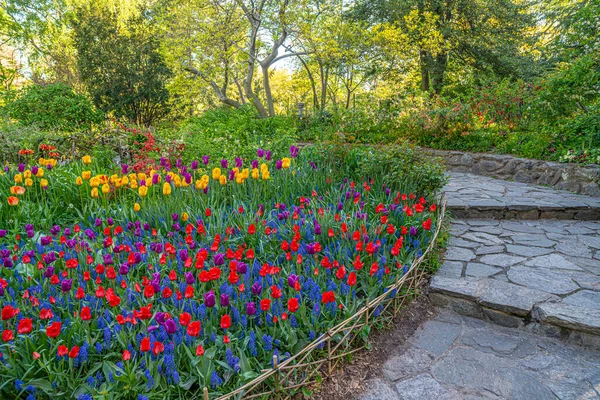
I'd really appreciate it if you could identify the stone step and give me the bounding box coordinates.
[444,172,600,220]
[430,276,600,348]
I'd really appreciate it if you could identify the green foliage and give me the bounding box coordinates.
[305,140,447,196]
[72,4,172,126]
[179,106,297,162]
[2,83,103,131]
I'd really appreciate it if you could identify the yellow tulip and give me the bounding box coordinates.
[163,182,172,195]
[182,212,189,222]
[138,186,148,197]
[134,203,141,212]
[130,180,138,190]
[91,188,99,198]
[14,173,23,183]
[82,155,92,164]
[121,176,129,185]
[212,168,221,180]
[282,158,291,169]
[76,177,83,186]
[40,179,48,188]
[101,183,110,194]
[24,170,31,179]
[219,175,227,186]
[39,158,46,166]
[110,174,119,184]
[251,168,259,179]
[47,159,57,167]
[82,171,91,180]
[25,178,33,187]
[260,163,268,172]
[261,170,270,180]
[89,177,100,187]
[138,172,147,181]
[36,168,44,178]
[242,168,249,179]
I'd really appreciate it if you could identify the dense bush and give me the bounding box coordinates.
[2,83,104,131]
[179,106,297,163]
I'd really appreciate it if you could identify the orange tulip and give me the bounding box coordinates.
[10,186,25,195]
[7,196,19,206]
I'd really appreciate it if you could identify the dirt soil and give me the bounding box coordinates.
[308,294,437,400]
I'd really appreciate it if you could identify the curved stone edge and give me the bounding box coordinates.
[425,149,600,197]
[429,277,600,348]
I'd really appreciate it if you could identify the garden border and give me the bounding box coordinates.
[204,197,447,400]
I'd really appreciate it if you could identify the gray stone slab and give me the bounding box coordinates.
[430,277,480,300]
[461,232,505,246]
[359,379,401,400]
[506,245,555,257]
[461,329,536,358]
[445,246,476,262]
[410,320,462,357]
[563,290,600,310]
[510,234,556,248]
[533,302,600,334]
[436,261,464,279]
[432,347,555,399]
[524,254,584,271]
[478,279,558,316]
[475,245,505,255]
[382,348,435,382]
[556,241,593,258]
[508,266,580,295]
[394,374,458,400]
[465,263,502,279]
[479,253,526,268]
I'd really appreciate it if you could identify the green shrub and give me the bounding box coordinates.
[179,106,297,162]
[3,83,104,131]
[305,140,447,196]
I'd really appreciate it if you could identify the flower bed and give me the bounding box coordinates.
[0,146,442,399]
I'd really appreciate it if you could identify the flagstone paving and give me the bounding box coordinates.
[356,173,600,400]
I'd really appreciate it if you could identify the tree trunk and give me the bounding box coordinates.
[261,63,275,117]
[430,52,448,94]
[420,49,430,92]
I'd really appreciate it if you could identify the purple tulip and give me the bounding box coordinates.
[221,159,228,168]
[276,160,283,170]
[220,293,230,307]
[0,230,6,237]
[165,319,177,334]
[18,163,25,173]
[40,236,52,246]
[213,253,225,266]
[251,282,262,296]
[31,166,39,175]
[185,272,195,285]
[204,291,216,308]
[257,149,265,158]
[121,164,129,175]
[251,159,258,169]
[191,160,199,169]
[235,157,243,168]
[266,151,272,161]
[119,264,129,275]
[288,274,299,288]
[155,312,166,325]
[409,226,418,236]
[290,145,299,158]
[246,302,256,316]
[202,155,209,165]
[61,279,72,293]
[237,262,247,274]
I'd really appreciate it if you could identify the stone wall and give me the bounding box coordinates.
[425,149,600,197]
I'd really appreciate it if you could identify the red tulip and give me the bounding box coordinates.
[422,218,432,231]
[80,307,92,321]
[57,345,69,356]
[152,341,164,356]
[122,350,131,361]
[140,337,150,352]
[288,298,299,313]
[17,318,32,334]
[260,298,271,311]
[69,346,80,358]
[187,321,201,337]
[2,330,13,342]
[220,314,231,330]
[46,321,62,338]
[179,312,191,326]
[347,272,357,287]
[1,305,18,320]
[195,344,204,356]
[321,291,335,304]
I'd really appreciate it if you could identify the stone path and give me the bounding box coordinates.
[356,172,600,400]
[446,172,600,219]
[359,310,600,400]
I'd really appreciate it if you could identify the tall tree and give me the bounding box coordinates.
[352,0,537,94]
[72,4,173,125]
